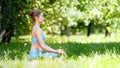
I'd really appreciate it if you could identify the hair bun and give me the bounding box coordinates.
[29,10,42,21]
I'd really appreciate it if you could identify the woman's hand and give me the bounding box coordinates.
[55,49,65,54]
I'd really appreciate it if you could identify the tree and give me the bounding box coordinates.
[77,0,120,36]
[0,0,34,44]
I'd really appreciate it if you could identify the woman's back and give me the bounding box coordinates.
[31,25,46,49]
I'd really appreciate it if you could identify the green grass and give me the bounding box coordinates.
[0,34,120,68]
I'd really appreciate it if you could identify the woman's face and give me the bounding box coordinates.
[38,13,44,23]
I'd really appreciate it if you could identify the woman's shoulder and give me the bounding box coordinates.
[32,25,40,30]
[32,25,43,33]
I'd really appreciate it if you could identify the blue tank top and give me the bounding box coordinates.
[32,25,46,44]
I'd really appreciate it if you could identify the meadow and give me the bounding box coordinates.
[0,34,120,68]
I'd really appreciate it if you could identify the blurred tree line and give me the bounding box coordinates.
[0,0,120,43]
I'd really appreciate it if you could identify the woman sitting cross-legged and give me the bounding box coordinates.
[29,10,64,59]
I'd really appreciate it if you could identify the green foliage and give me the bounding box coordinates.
[32,0,120,34]
[1,0,120,36]
[1,0,34,36]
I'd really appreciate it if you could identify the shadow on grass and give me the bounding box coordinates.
[0,40,31,60]
[0,40,120,59]
[49,42,120,57]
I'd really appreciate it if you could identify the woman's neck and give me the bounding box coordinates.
[33,21,40,26]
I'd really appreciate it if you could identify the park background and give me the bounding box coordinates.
[0,0,120,68]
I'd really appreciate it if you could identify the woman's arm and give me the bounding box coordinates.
[44,44,65,54]
[34,28,63,54]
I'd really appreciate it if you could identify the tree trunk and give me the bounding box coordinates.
[60,25,71,36]
[87,22,92,37]
[0,24,14,44]
[105,24,111,37]
[66,26,71,36]
[0,0,14,44]
[60,25,66,36]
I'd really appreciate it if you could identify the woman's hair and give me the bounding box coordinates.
[29,10,42,21]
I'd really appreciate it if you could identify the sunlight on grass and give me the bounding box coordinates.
[0,52,120,68]
[46,34,120,44]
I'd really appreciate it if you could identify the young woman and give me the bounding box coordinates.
[29,10,64,59]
